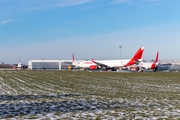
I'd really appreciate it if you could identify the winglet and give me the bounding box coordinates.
[92,58,96,64]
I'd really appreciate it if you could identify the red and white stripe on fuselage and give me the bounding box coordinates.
[78,61,96,68]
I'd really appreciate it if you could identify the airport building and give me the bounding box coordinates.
[28,59,180,71]
[145,59,180,71]
[158,59,180,71]
[28,60,73,70]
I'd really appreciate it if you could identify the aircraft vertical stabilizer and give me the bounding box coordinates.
[72,53,74,62]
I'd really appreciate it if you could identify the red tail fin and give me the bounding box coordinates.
[151,51,159,69]
[123,47,144,67]
[154,51,159,63]
[132,47,144,60]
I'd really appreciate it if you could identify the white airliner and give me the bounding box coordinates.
[17,58,22,68]
[136,51,159,72]
[77,47,144,71]
[72,53,84,68]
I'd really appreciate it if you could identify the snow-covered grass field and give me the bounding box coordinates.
[0,70,180,119]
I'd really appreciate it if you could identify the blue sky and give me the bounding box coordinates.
[0,0,180,64]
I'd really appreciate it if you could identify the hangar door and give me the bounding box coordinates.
[32,62,59,70]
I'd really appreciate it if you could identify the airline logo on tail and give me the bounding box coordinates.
[123,47,144,67]
[151,51,159,69]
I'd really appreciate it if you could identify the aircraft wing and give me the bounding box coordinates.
[91,59,110,68]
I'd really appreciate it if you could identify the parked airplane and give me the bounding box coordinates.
[16,57,28,70]
[72,53,84,68]
[136,51,159,72]
[77,47,144,71]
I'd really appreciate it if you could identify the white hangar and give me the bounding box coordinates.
[28,60,73,70]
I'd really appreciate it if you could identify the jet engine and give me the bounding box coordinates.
[89,65,98,70]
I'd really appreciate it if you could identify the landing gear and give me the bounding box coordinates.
[102,67,116,71]
[138,69,144,72]
[136,67,139,71]
[153,67,158,72]
[136,67,144,72]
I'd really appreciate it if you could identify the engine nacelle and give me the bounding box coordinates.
[89,65,97,70]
